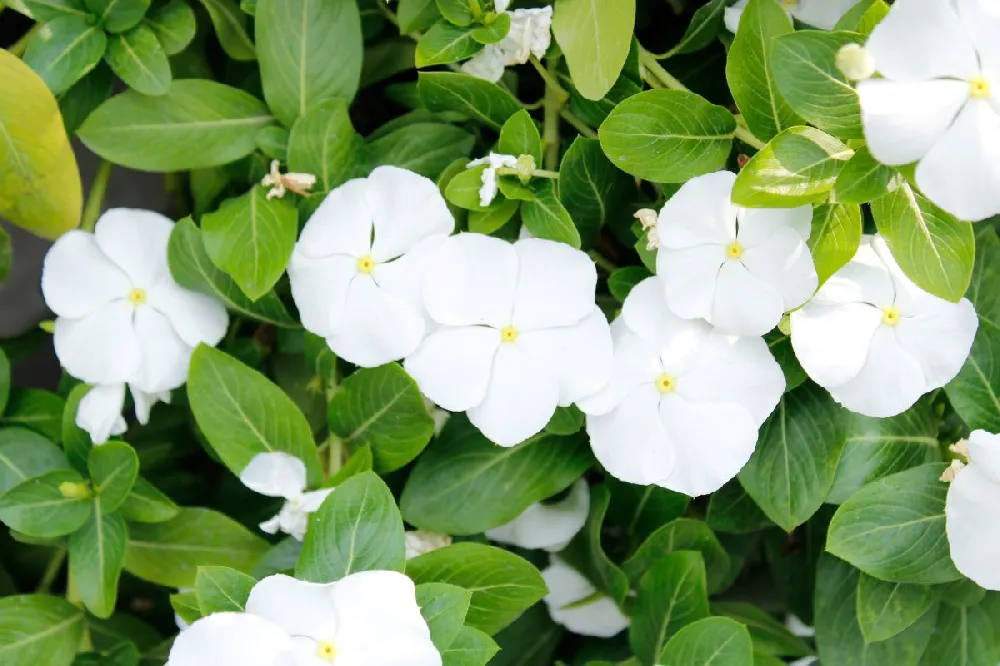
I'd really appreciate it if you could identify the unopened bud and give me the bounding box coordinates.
[836,44,876,81]
[515,154,536,182]
[59,481,91,500]
[38,320,55,334]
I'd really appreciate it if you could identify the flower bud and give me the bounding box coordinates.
[515,154,536,181]
[836,43,876,81]
[59,481,91,500]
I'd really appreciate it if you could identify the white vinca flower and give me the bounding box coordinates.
[579,277,784,497]
[239,452,334,541]
[467,153,518,207]
[166,571,441,666]
[486,479,589,551]
[405,234,613,447]
[404,530,453,559]
[655,171,818,337]
[41,209,228,445]
[288,166,454,368]
[790,235,977,418]
[461,6,552,82]
[725,0,856,32]
[857,0,1000,221]
[541,557,629,638]
[944,431,1000,590]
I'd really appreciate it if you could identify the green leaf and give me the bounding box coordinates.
[521,180,581,248]
[562,483,629,605]
[104,24,172,96]
[468,198,519,234]
[705,480,772,535]
[770,30,865,139]
[24,15,106,96]
[255,125,288,161]
[608,266,652,303]
[418,72,521,131]
[445,165,491,211]
[815,555,938,666]
[441,625,500,666]
[79,80,273,171]
[398,0,441,33]
[623,518,731,594]
[401,415,592,535]
[84,0,150,32]
[170,591,202,626]
[59,62,114,136]
[827,396,940,505]
[498,109,543,164]
[256,0,362,127]
[194,566,256,614]
[88,441,139,513]
[552,0,636,101]
[545,405,584,436]
[167,217,297,326]
[23,0,89,21]
[201,186,298,300]
[416,21,482,67]
[187,345,322,484]
[296,471,406,582]
[124,507,269,587]
[766,331,807,393]
[559,137,633,248]
[629,551,710,666]
[327,363,435,473]
[435,0,475,25]
[606,477,690,551]
[490,604,562,666]
[118,476,179,523]
[833,146,896,204]
[599,90,736,183]
[938,578,986,607]
[920,602,998,666]
[143,0,196,55]
[826,463,961,584]
[68,506,128,618]
[871,181,975,302]
[194,0,256,61]
[61,384,91,474]
[732,126,854,207]
[417,582,472,652]
[711,602,811,658]
[739,383,848,531]
[661,0,726,57]
[0,389,65,442]
[657,616,754,666]
[287,99,365,201]
[471,12,510,44]
[0,428,70,495]
[361,38,418,89]
[0,469,90,537]
[406,542,547,635]
[0,595,85,666]
[369,123,475,180]
[856,573,936,643]
[808,202,862,285]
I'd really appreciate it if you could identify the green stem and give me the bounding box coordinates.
[10,24,39,58]
[542,57,563,171]
[327,434,344,477]
[81,160,113,232]
[36,549,66,594]
[734,119,767,150]
[529,55,568,100]
[559,109,597,139]
[588,249,618,274]
[531,169,559,179]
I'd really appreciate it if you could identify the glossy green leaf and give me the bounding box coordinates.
[435,0,476,25]
[471,12,510,45]
[545,405,584,436]
[418,72,521,131]
[827,463,961,584]
[445,165,491,211]
[194,566,256,614]
[833,146,896,204]
[559,137,632,248]
[84,0,150,32]
[872,181,975,302]
[24,15,106,95]
[552,0,636,101]
[398,0,441,33]
[521,180,581,248]
[856,573,936,643]
[468,198,519,234]
[0,428,70,495]
[0,469,91,537]
[661,0,726,57]
[808,202,862,285]
[286,99,365,199]
[68,506,128,618]
[599,90,736,183]
[416,21,482,67]
[623,518,731,594]
[194,0,256,60]
[118,476,179,523]
[0,595,85,666]
[658,616,754,666]
[143,0,196,55]
[188,345,323,484]
[23,0,89,21]
[256,0,362,127]
[417,582,472,652]
[498,109,543,163]
[441,625,500,666]
[88,441,139,513]
[104,24,172,96]
[79,80,274,171]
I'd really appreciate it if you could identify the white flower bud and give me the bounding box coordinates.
[836,43,876,81]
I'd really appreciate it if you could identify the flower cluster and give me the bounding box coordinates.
[41,210,228,444]
[461,1,552,83]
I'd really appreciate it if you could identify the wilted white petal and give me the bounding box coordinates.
[240,453,308,500]
[405,530,453,559]
[76,383,127,445]
[542,557,629,637]
[487,480,589,551]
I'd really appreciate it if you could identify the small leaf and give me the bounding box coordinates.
[369,123,474,180]
[118,477,179,523]
[623,518,731,594]
[0,428,70,495]
[833,146,896,204]
[498,109,542,164]
[808,202,862,285]
[416,21,482,67]
[143,0,196,55]
[441,625,500,665]
[0,595,85,666]
[88,441,139,513]
[194,566,256,614]
[657,616,754,666]
[398,0,441,33]
[23,0,89,21]
[856,573,936,643]
[194,0,256,60]
[68,505,128,618]
[0,389,65,442]
[84,0,150,32]
[286,100,366,199]
[416,582,472,653]
[418,72,521,131]
[104,24,172,96]
[59,63,114,135]
[552,0,636,101]
[662,0,726,57]
[711,602,811,658]
[471,12,510,44]
[0,469,91,538]
[521,180,581,248]
[24,15,106,95]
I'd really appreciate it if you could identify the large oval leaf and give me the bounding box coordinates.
[552,0,635,101]
[658,616,754,666]
[0,595,84,666]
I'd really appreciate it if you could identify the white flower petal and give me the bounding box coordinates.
[957,0,1000,75]
[54,300,141,385]
[460,47,506,83]
[94,209,174,289]
[467,344,560,447]
[737,205,813,247]
[422,233,518,328]
[405,530,452,560]
[864,0,978,82]
[146,280,228,349]
[487,480,590,551]
[130,386,170,425]
[791,302,882,388]
[792,0,859,30]
[967,430,1000,485]
[542,558,629,638]
[893,296,977,389]
[259,514,282,535]
[723,0,748,33]
[296,178,374,260]
[857,78,969,165]
[76,383,127,445]
[656,171,737,249]
[517,307,613,406]
[502,7,553,63]
[511,238,597,330]
[946,462,1000,590]
[576,318,661,417]
[586,385,676,486]
[405,326,500,412]
[915,101,1000,221]
[42,230,130,319]
[240,453,308,500]
[740,227,819,311]
[828,326,928,417]
[623,277,713,369]
[809,238,895,307]
[275,503,310,542]
[165,612,294,666]
[287,253,356,338]
[298,487,335,512]
[131,307,191,394]
[659,244,724,322]
[245,574,338,641]
[372,235,447,315]
[367,166,454,261]
[326,276,427,367]
[709,260,785,337]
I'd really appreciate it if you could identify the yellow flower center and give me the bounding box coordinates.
[128,287,147,305]
[970,76,991,99]
[655,373,676,394]
[500,325,519,343]
[881,305,901,326]
[356,255,376,274]
[725,242,744,260]
[316,641,337,662]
